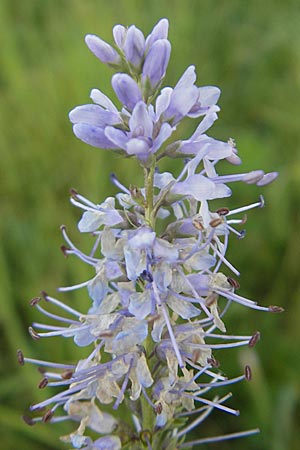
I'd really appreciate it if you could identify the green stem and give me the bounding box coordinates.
[144,159,156,228]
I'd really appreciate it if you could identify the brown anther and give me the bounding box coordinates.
[28,326,40,341]
[268,305,285,313]
[155,402,163,415]
[240,214,248,225]
[245,365,252,381]
[60,224,66,232]
[42,409,54,423]
[227,277,240,290]
[30,297,41,307]
[192,349,201,364]
[192,218,204,231]
[249,331,261,348]
[207,357,220,368]
[17,349,25,365]
[38,377,49,389]
[60,245,70,257]
[22,415,35,426]
[69,188,78,198]
[205,293,218,307]
[216,207,230,216]
[40,291,48,300]
[209,218,223,228]
[147,314,161,325]
[99,330,114,338]
[62,370,73,380]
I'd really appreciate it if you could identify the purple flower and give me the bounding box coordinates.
[142,39,171,91]
[105,101,173,162]
[85,34,121,66]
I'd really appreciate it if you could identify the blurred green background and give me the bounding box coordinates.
[1,0,300,449]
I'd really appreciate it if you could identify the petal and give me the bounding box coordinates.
[85,34,121,65]
[152,122,173,152]
[129,101,153,137]
[112,73,142,111]
[104,126,128,149]
[123,25,145,67]
[128,291,152,319]
[167,295,201,319]
[155,87,172,118]
[90,89,119,113]
[142,39,171,88]
[113,24,126,49]
[126,138,150,156]
[198,85,221,107]
[70,105,120,127]
[145,18,169,49]
[175,65,197,90]
[73,124,118,149]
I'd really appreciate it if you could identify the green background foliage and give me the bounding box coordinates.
[1,1,299,449]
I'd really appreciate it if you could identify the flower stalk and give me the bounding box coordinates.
[18,18,281,450]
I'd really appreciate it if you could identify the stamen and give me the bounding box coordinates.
[30,297,41,306]
[153,282,184,368]
[216,207,230,216]
[269,305,284,313]
[57,279,90,292]
[179,428,260,447]
[28,326,40,340]
[227,277,240,290]
[22,415,36,426]
[178,391,239,416]
[245,365,252,381]
[38,377,49,389]
[227,196,264,216]
[17,349,25,365]
[41,294,82,317]
[110,173,131,194]
[249,331,261,348]
[210,243,240,276]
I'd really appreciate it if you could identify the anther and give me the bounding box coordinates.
[99,330,114,338]
[259,195,265,208]
[237,229,246,239]
[227,277,240,290]
[245,365,252,381]
[60,225,67,232]
[205,293,218,307]
[40,291,48,300]
[193,218,204,231]
[240,214,248,225]
[38,377,49,389]
[28,326,40,341]
[216,207,230,216]
[62,370,73,380]
[30,297,41,307]
[60,245,70,257]
[155,403,163,414]
[192,349,201,364]
[69,188,78,198]
[249,331,261,348]
[17,349,25,365]
[209,218,223,228]
[147,314,161,325]
[268,305,284,313]
[22,415,35,426]
[207,356,220,368]
[42,409,54,423]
